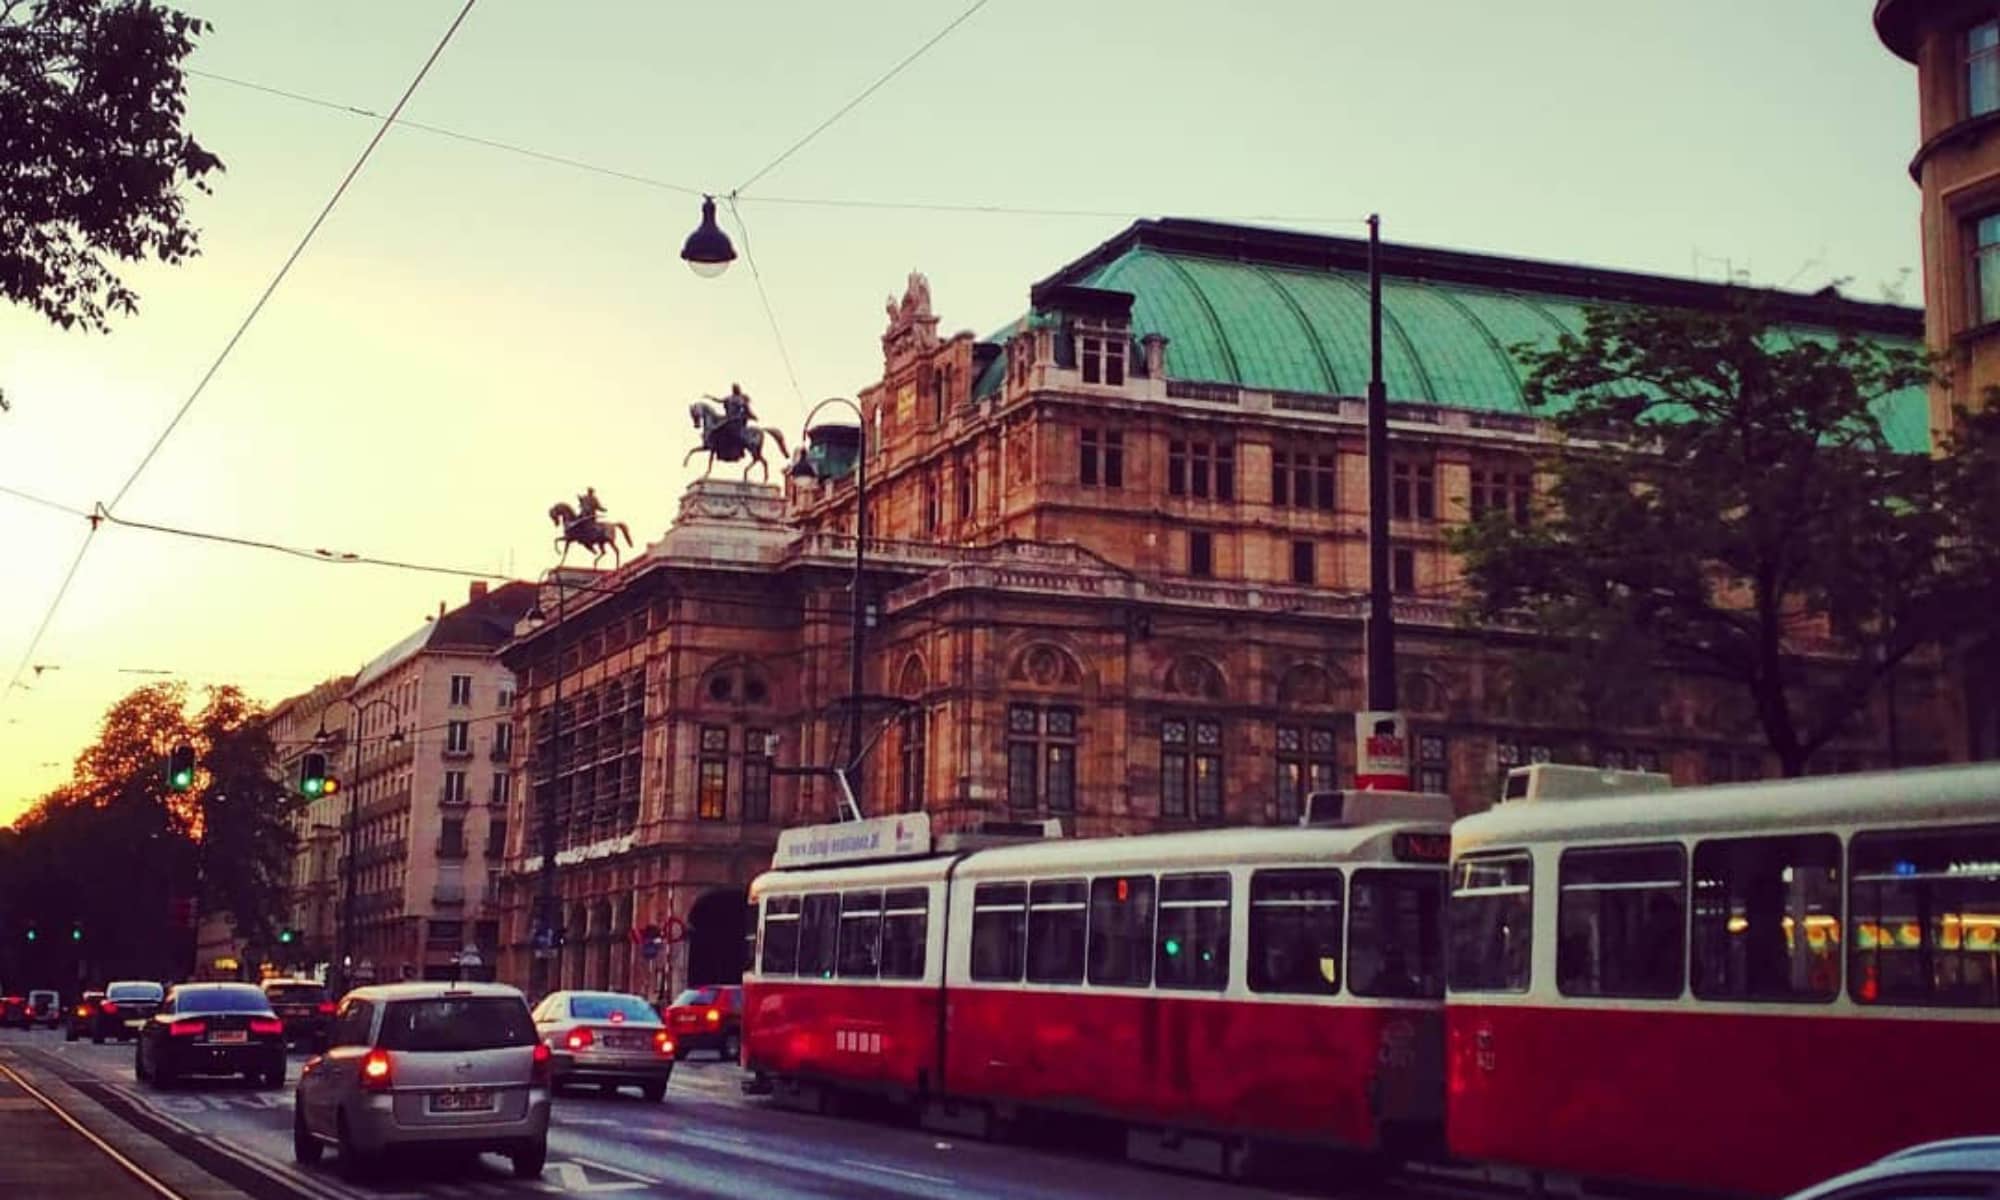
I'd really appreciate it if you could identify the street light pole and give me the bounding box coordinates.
[334,697,400,997]
[1358,214,1409,791]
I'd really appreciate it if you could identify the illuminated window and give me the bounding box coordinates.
[697,725,728,821]
[1849,825,2000,1008]
[1161,717,1223,822]
[1974,212,2000,326]
[1690,835,1840,1003]
[1275,725,1338,823]
[1006,704,1077,814]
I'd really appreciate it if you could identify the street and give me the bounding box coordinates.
[0,1025,1347,1200]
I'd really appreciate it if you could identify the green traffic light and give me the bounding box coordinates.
[1163,938,1181,957]
[25,929,36,942]
[70,927,81,942]
[302,778,323,797]
[170,769,193,790]
[279,929,295,944]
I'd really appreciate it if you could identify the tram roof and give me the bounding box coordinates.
[1452,762,2000,853]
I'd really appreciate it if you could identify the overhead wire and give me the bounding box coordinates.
[730,0,993,195]
[725,196,804,406]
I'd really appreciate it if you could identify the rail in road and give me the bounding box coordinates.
[1,1028,1331,1199]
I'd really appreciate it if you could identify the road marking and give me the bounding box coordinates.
[563,1155,659,1184]
[537,1161,647,1193]
[839,1159,953,1185]
[556,1115,625,1127]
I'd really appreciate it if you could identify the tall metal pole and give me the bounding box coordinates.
[845,421,868,812]
[535,571,566,993]
[335,720,360,996]
[1365,213,1398,714]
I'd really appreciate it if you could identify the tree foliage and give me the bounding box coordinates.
[0,682,296,988]
[1450,302,2000,777]
[0,0,222,333]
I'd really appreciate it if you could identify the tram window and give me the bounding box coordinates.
[1448,853,1533,993]
[1088,875,1157,988]
[1691,834,1840,1003]
[761,895,801,975]
[1349,869,1446,998]
[837,890,883,978]
[1249,869,1343,994]
[1849,825,2000,1008]
[798,893,840,980]
[1027,878,1088,985]
[971,882,1028,982]
[1156,873,1231,990]
[880,888,929,980]
[1556,844,1686,999]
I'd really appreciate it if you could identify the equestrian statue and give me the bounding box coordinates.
[687,383,789,482]
[548,485,633,567]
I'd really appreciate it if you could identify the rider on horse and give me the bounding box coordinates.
[571,487,606,536]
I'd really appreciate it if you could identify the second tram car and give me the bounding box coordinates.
[1446,763,2000,1198]
[745,794,1454,1163]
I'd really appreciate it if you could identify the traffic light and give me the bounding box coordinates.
[322,774,340,795]
[167,743,196,792]
[69,923,82,943]
[24,925,36,943]
[300,752,328,797]
[278,928,297,945]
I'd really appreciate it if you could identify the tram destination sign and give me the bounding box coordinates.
[775,812,933,869]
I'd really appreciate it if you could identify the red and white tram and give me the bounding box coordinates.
[744,793,1455,1165]
[1446,763,2000,1198]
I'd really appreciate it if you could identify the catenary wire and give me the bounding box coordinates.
[0,482,93,520]
[108,0,484,515]
[726,197,804,405]
[731,0,993,195]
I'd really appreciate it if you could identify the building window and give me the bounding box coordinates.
[1975,213,2000,326]
[898,708,925,814]
[1705,749,1764,783]
[497,684,515,709]
[698,725,728,820]
[1470,467,1532,524]
[491,771,511,806]
[742,728,771,823]
[1392,461,1436,520]
[446,720,470,754]
[1161,717,1223,822]
[439,818,466,858]
[449,675,472,706]
[1080,335,1125,386]
[1972,20,2000,118]
[1188,530,1214,579]
[956,458,975,522]
[442,771,468,805]
[1495,739,1553,771]
[1290,540,1314,585]
[1007,704,1077,814]
[1272,449,1335,510]
[921,473,939,535]
[1079,428,1124,488]
[1416,733,1448,794]
[1168,439,1233,500]
[1276,725,1339,823]
[1392,548,1416,594]
[486,819,507,858]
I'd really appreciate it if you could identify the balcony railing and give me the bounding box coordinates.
[436,839,467,860]
[432,883,466,907]
[489,742,513,763]
[441,744,473,761]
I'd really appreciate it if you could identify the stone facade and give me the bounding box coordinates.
[491,221,1957,1000]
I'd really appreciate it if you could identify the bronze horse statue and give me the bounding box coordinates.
[687,393,789,482]
[548,501,632,567]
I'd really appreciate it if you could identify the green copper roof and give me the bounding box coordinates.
[1065,242,1931,455]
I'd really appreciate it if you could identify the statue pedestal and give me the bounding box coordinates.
[645,479,791,565]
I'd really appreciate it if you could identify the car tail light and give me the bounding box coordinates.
[168,1019,206,1037]
[100,1001,118,1014]
[531,1042,552,1086]
[564,1027,594,1050]
[250,1017,284,1036]
[705,1008,720,1025]
[74,1005,89,1017]
[316,1002,336,1015]
[609,1010,625,1023]
[653,1030,675,1057]
[359,1049,393,1091]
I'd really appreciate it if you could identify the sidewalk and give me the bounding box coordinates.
[0,1054,253,1200]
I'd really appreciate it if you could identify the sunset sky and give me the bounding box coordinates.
[0,1,1921,823]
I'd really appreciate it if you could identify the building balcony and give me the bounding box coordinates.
[433,882,466,907]
[436,839,468,860]
[438,785,470,806]
[489,743,513,763]
[442,745,474,761]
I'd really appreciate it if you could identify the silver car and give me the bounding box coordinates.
[530,990,675,1101]
[293,982,550,1180]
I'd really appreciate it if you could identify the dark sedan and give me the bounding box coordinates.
[64,991,105,1042]
[259,979,332,1050]
[135,983,286,1088]
[0,995,27,1029]
[94,980,164,1042]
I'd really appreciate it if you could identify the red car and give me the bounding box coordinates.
[0,995,27,1029]
[662,985,741,1061]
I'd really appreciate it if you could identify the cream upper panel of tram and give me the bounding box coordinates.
[950,821,1448,883]
[1453,762,2000,856]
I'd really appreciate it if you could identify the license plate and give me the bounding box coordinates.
[209,1031,248,1044]
[124,1019,145,1029]
[608,1033,650,1049]
[430,1089,495,1113]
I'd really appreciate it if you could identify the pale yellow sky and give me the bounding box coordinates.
[0,1,1921,822]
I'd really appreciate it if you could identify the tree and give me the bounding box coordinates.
[0,681,295,982]
[0,0,222,336]
[1450,302,2000,777]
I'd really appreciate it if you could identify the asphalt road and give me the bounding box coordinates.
[0,1025,1344,1199]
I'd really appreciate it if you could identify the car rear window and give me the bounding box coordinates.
[673,988,717,1006]
[264,984,327,1004]
[378,997,536,1051]
[175,986,272,1014]
[569,995,658,1022]
[107,983,163,1001]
